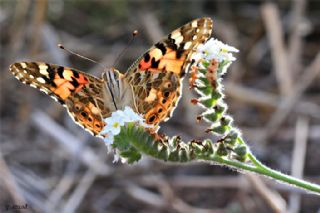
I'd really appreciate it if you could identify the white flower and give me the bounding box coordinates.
[197,38,239,62]
[122,106,152,128]
[103,132,114,144]
[100,116,124,135]
[122,106,144,122]
[100,106,150,144]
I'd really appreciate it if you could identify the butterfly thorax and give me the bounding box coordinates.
[101,68,136,112]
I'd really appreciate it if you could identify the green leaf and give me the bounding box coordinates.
[234,145,247,157]
[200,98,217,108]
[211,91,222,100]
[211,125,230,135]
[198,77,210,85]
[197,85,213,96]
[119,148,142,164]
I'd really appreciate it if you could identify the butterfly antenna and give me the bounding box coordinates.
[113,30,138,68]
[58,44,105,69]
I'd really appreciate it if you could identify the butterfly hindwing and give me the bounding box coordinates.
[125,17,213,126]
[10,62,109,136]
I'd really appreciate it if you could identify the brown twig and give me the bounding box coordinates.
[126,177,223,213]
[30,0,48,55]
[61,169,97,213]
[288,0,307,75]
[225,82,320,119]
[261,53,320,142]
[138,12,163,43]
[0,151,27,205]
[288,116,309,213]
[45,158,80,212]
[261,3,293,95]
[31,110,111,175]
[41,24,70,65]
[246,174,286,213]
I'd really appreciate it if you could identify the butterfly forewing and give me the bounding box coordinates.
[10,62,110,136]
[125,17,213,126]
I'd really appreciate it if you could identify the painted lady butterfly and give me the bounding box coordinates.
[10,18,213,137]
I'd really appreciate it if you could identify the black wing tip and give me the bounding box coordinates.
[9,62,22,75]
[193,17,213,23]
[9,62,29,71]
[9,62,19,70]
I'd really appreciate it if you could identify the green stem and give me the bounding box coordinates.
[199,148,320,195]
[237,137,268,170]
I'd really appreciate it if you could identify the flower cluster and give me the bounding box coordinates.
[196,38,239,62]
[100,106,150,145]
[191,37,248,161]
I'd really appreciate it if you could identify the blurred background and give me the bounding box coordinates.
[1,0,319,212]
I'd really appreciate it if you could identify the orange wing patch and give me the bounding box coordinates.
[71,101,105,135]
[50,68,89,100]
[144,80,177,125]
[138,46,186,75]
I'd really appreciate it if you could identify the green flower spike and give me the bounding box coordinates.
[103,38,320,195]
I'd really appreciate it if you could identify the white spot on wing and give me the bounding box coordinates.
[17,73,24,79]
[184,41,192,49]
[144,88,157,103]
[174,36,183,45]
[171,31,181,39]
[191,21,198,28]
[39,64,48,75]
[37,77,46,84]
[40,69,48,75]
[40,88,48,94]
[21,63,27,68]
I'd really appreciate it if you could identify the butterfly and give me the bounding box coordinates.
[10,17,213,138]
